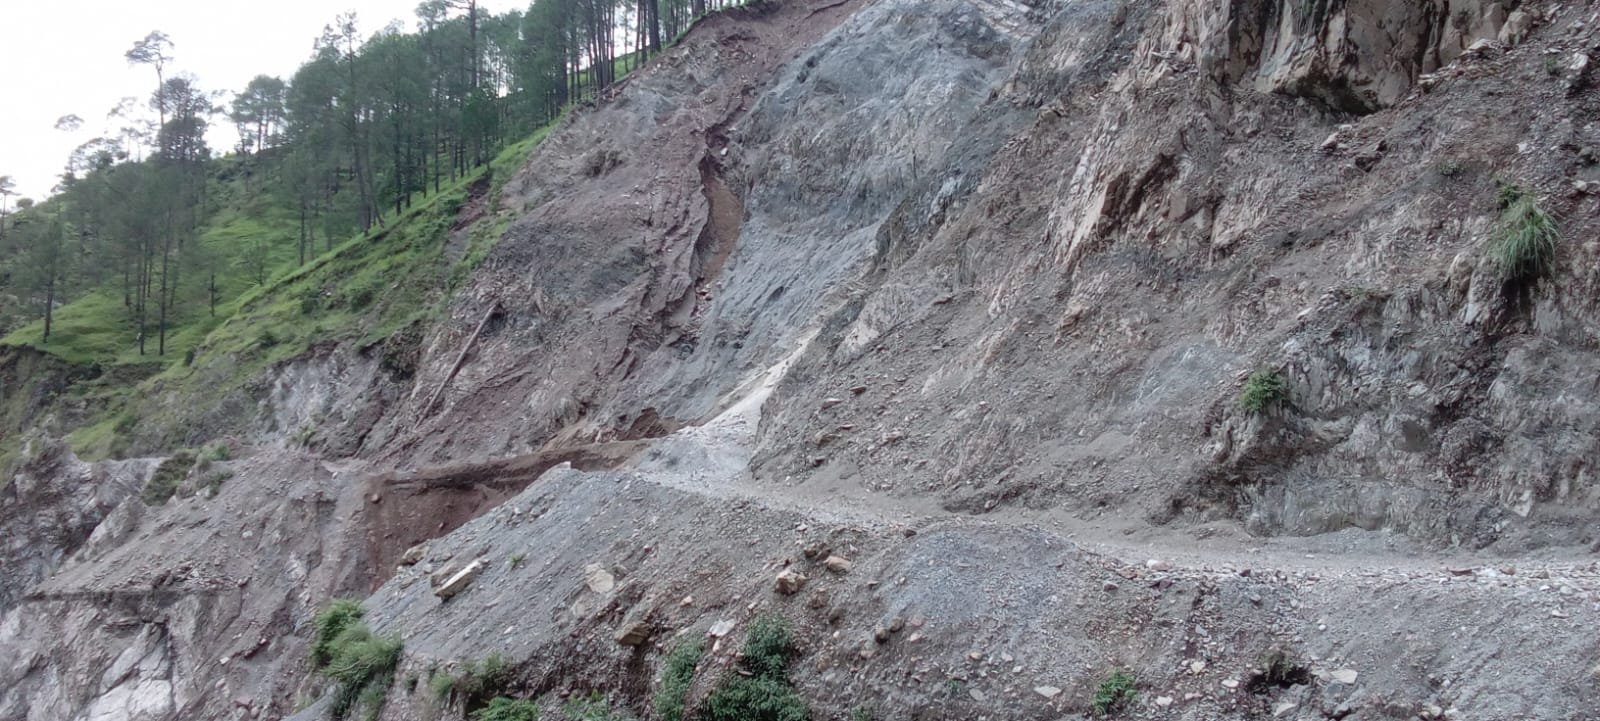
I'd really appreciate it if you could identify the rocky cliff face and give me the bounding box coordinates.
[7,1,1600,720]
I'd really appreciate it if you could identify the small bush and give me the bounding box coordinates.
[740,615,796,680]
[347,284,378,310]
[1238,370,1287,415]
[703,615,809,721]
[200,470,231,497]
[198,443,230,462]
[142,449,197,505]
[473,697,541,721]
[1092,670,1137,717]
[653,640,704,721]
[851,706,876,721]
[1494,191,1559,281]
[563,692,634,721]
[509,553,527,568]
[703,677,809,721]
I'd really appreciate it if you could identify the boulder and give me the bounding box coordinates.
[775,568,808,595]
[615,621,654,647]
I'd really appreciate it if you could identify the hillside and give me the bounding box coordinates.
[5,2,1600,721]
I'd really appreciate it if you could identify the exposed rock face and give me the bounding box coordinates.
[11,0,1600,720]
[1154,0,1516,113]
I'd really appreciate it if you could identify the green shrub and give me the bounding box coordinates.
[653,640,704,721]
[703,677,809,721]
[509,552,527,568]
[1494,191,1559,281]
[851,706,876,721]
[473,697,541,721]
[200,470,231,497]
[1092,670,1137,717]
[198,443,230,462]
[141,449,197,505]
[703,616,809,721]
[740,615,796,680]
[313,599,366,668]
[563,692,634,721]
[1238,370,1287,415]
[347,284,378,310]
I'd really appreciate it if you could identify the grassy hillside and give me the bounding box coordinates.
[5,123,553,461]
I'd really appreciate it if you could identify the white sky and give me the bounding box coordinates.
[0,0,523,200]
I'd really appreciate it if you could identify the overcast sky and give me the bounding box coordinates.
[0,0,523,200]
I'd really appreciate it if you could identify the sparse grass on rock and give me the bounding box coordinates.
[311,599,402,721]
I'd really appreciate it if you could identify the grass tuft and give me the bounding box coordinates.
[311,599,402,721]
[1493,189,1559,281]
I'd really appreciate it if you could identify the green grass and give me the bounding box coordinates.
[653,640,704,721]
[311,599,402,721]
[473,697,542,721]
[1238,369,1287,415]
[563,692,634,721]
[1493,190,1559,281]
[1092,670,1137,716]
[432,672,457,703]
[437,653,513,708]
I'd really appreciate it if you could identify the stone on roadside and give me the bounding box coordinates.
[400,544,426,566]
[825,555,852,574]
[1034,686,1061,699]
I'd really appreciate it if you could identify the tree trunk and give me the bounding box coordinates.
[42,275,54,343]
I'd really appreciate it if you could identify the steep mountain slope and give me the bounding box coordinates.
[5,1,1600,721]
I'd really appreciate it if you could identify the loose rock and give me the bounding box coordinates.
[434,560,487,600]
[775,568,808,595]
